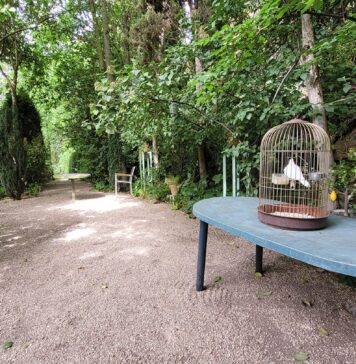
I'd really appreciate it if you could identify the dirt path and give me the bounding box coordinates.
[0,181,355,363]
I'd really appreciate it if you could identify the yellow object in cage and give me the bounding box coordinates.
[330,190,337,202]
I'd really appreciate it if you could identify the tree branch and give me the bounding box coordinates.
[326,95,356,105]
[0,15,52,45]
[150,96,234,134]
[271,60,298,104]
[0,64,13,89]
[150,96,203,114]
[306,11,356,22]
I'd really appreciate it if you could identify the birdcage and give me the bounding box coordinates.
[258,119,331,230]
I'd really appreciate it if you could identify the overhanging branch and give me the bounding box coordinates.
[306,11,356,22]
[0,15,52,44]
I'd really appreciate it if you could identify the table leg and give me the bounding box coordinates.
[71,179,76,201]
[196,221,208,291]
[256,245,263,273]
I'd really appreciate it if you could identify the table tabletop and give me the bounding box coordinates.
[54,173,91,181]
[193,197,356,277]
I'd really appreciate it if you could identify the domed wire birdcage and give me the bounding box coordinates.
[258,119,331,230]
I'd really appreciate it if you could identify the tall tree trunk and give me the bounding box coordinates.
[301,14,327,131]
[198,144,207,178]
[122,13,130,64]
[101,0,114,82]
[195,57,207,178]
[101,0,123,180]
[185,0,208,179]
[89,0,105,71]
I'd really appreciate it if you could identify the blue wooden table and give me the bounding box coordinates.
[193,197,356,291]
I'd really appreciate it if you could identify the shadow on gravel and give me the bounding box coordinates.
[75,194,105,200]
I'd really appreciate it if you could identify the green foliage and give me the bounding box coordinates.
[17,92,42,142]
[25,135,52,185]
[93,181,112,192]
[0,184,6,199]
[0,95,26,199]
[165,175,180,184]
[175,177,220,215]
[224,142,260,196]
[0,93,51,199]
[25,182,42,197]
[108,134,123,188]
[17,93,52,185]
[331,148,356,189]
[331,148,356,212]
[5,0,355,210]
[133,178,170,201]
[133,173,222,214]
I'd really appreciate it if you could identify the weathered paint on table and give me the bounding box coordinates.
[193,197,356,291]
[54,173,91,201]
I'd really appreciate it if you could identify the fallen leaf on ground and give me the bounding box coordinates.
[2,341,13,350]
[101,283,109,289]
[319,328,329,337]
[293,352,309,361]
[256,291,272,299]
[214,276,222,283]
[302,299,314,307]
[255,272,263,278]
[78,266,85,270]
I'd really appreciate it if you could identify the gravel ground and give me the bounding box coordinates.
[0,180,355,364]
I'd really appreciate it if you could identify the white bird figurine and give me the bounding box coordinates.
[283,158,310,188]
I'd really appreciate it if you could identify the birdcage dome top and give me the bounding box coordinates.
[284,118,307,124]
[261,119,331,152]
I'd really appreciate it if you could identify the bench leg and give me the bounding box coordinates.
[256,245,263,273]
[71,179,76,202]
[196,221,208,291]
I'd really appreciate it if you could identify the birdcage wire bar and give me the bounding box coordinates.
[258,119,331,230]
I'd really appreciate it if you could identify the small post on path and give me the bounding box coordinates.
[222,153,240,197]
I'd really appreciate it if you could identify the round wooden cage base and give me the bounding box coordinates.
[258,204,329,230]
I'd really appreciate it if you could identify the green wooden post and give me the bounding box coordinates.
[139,151,142,179]
[236,159,240,197]
[142,152,146,190]
[223,155,227,197]
[232,155,236,197]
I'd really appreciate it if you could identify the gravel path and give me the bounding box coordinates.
[0,181,355,363]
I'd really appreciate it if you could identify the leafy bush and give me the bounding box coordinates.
[25,182,42,197]
[0,95,26,199]
[0,93,51,199]
[175,177,220,215]
[0,184,6,199]
[331,148,356,213]
[25,135,52,185]
[133,178,170,201]
[165,175,180,184]
[93,181,112,192]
